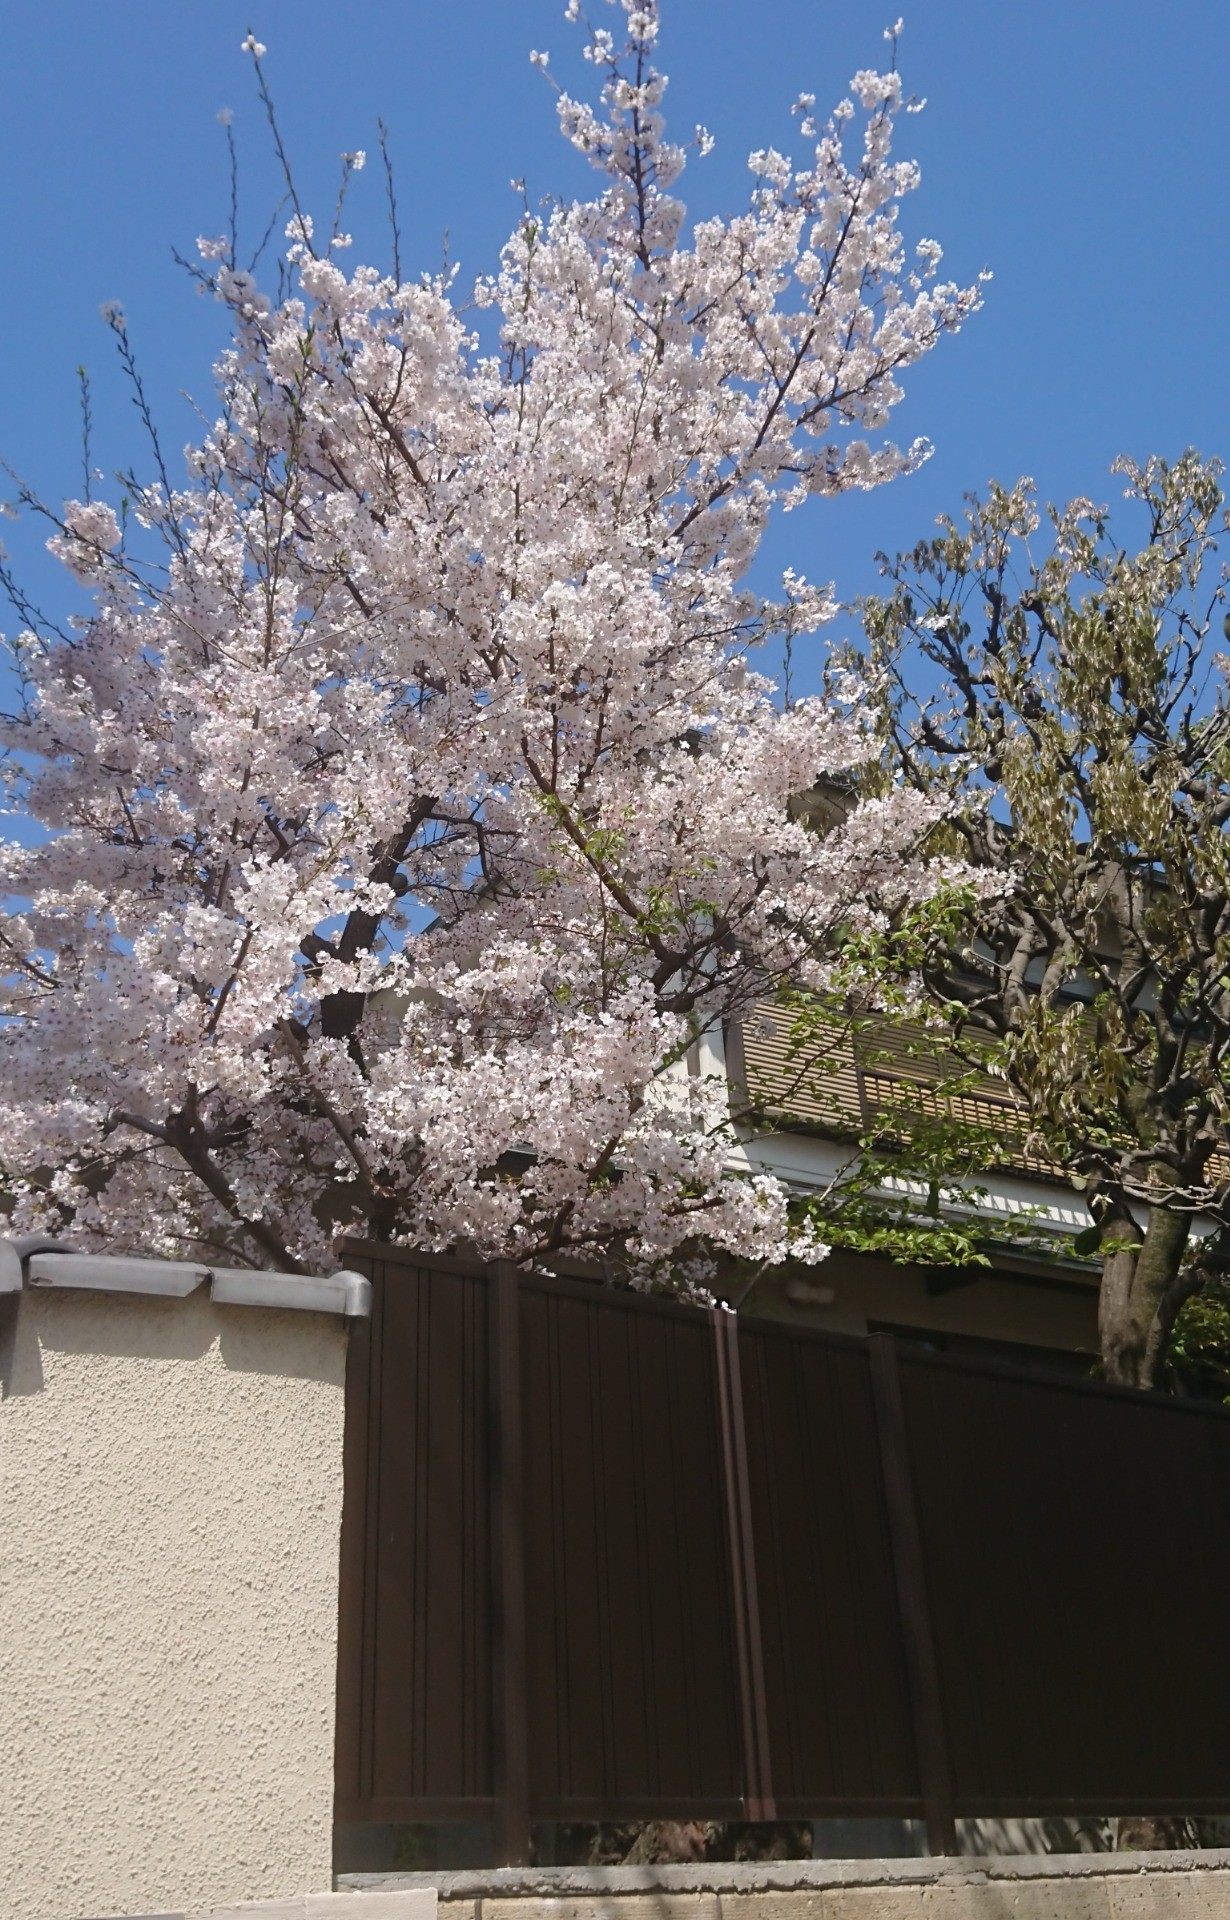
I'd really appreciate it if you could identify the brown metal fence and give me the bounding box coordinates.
[335,1246,1230,1859]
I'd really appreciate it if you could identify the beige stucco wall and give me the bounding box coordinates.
[0,1282,349,1920]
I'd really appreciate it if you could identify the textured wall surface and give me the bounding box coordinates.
[0,1283,348,1920]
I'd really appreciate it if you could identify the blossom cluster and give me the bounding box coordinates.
[0,0,979,1279]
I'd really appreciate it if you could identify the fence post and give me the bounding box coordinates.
[333,1265,376,1810]
[868,1331,957,1856]
[711,1307,776,1821]
[490,1260,531,1865]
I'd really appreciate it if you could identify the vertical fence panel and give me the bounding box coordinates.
[711,1308,775,1819]
[897,1348,1230,1814]
[867,1334,956,1854]
[738,1320,920,1817]
[336,1253,495,1822]
[491,1262,530,1861]
[334,1291,373,1810]
[518,1275,746,1819]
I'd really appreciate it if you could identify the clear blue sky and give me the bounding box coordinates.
[1,0,1227,684]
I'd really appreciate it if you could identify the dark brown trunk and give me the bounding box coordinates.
[1115,1813,1194,1851]
[1098,1205,1191,1389]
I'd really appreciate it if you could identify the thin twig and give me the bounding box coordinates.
[104,307,186,554]
[378,118,402,284]
[77,366,93,503]
[246,38,315,258]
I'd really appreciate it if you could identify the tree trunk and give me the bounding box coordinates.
[1098,1205,1192,1389]
[1114,1813,1195,1852]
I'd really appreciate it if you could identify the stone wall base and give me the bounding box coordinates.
[342,1854,1230,1920]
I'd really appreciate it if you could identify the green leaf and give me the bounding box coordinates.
[1072,1224,1102,1258]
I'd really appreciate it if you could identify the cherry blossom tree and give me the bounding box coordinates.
[0,2,980,1278]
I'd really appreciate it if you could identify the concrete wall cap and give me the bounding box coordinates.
[339,1851,1230,1898]
[27,1251,210,1297]
[3,1242,372,1319]
[210,1267,373,1320]
[0,1241,23,1295]
[0,1233,77,1294]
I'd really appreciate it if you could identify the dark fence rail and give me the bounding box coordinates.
[335,1247,1230,1859]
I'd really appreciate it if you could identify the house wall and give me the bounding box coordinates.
[745,1247,1100,1361]
[0,1282,348,1920]
[730,1126,1102,1362]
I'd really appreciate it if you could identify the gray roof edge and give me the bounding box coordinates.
[3,1240,372,1319]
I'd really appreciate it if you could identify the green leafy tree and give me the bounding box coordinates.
[846,451,1230,1388]
[737,894,1057,1291]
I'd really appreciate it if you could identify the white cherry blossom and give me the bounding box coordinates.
[0,0,980,1280]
